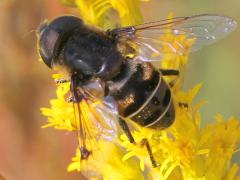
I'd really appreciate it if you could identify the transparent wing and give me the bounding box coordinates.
[111,14,237,62]
[80,98,118,138]
[89,96,119,141]
[72,88,119,156]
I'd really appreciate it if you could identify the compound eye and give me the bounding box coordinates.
[37,16,84,68]
[39,29,60,68]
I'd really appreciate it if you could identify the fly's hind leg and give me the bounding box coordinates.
[118,118,158,168]
[140,138,158,168]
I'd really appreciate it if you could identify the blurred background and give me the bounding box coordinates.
[0,0,239,179]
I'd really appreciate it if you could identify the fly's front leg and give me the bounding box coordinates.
[71,75,91,160]
[140,138,159,168]
[55,78,70,84]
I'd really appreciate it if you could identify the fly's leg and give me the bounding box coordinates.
[160,69,180,87]
[118,118,158,168]
[160,69,188,107]
[160,69,179,76]
[118,117,135,143]
[178,102,189,108]
[55,78,70,84]
[71,75,91,160]
[55,78,72,102]
[140,138,159,168]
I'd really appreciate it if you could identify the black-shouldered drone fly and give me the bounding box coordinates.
[37,14,236,167]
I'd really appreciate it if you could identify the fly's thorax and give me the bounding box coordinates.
[61,29,123,80]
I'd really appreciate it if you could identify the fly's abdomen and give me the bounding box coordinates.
[110,61,159,117]
[127,74,175,129]
[109,60,175,130]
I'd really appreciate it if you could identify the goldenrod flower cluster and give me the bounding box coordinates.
[61,0,148,27]
[41,0,240,179]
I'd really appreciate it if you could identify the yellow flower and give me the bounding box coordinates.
[61,0,147,28]
[119,83,240,179]
[68,140,144,179]
[40,1,240,179]
[41,80,74,130]
[120,127,159,171]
